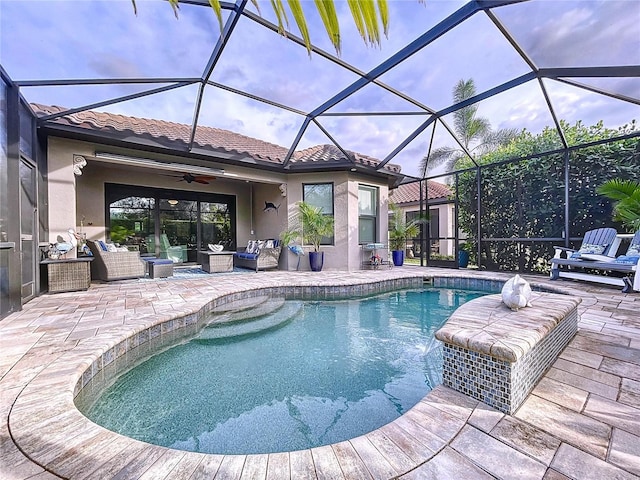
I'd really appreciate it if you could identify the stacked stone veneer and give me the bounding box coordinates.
[435,292,580,414]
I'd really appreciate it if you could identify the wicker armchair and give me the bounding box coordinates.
[86,240,146,281]
[233,240,281,272]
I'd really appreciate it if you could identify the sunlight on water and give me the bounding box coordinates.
[79,288,485,454]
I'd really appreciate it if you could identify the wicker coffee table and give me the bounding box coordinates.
[199,251,234,273]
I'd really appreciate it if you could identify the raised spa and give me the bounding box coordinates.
[76,287,486,454]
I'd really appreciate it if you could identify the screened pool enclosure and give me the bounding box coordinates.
[1,0,639,314]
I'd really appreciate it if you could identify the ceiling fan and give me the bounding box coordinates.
[164,172,216,184]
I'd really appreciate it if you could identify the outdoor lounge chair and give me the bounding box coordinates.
[147,234,187,263]
[86,240,146,281]
[550,228,639,293]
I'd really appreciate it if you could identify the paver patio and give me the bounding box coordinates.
[1,268,639,479]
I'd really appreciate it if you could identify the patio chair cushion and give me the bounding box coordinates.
[615,255,640,265]
[235,252,259,260]
[574,243,608,256]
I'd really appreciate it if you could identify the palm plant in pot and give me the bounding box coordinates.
[283,201,334,271]
[388,203,425,267]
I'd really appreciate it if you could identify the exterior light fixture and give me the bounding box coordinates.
[167,199,179,206]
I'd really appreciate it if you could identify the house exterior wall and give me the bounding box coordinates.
[45,138,390,271]
[282,173,389,271]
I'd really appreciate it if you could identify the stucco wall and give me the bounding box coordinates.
[46,137,390,271]
[283,173,389,271]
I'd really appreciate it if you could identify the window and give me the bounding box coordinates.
[303,183,334,245]
[358,185,378,244]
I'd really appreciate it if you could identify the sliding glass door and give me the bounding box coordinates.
[107,184,235,263]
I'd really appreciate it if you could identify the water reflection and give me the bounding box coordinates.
[82,288,484,454]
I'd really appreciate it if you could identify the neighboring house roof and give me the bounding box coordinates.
[390,181,452,205]
[30,104,401,174]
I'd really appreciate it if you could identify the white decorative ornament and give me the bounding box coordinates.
[501,274,533,312]
[208,244,223,253]
[73,155,87,176]
[279,183,287,197]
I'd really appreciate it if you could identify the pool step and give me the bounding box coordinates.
[208,297,286,325]
[210,295,271,314]
[196,300,303,341]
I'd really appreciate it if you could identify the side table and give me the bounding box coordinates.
[199,251,234,273]
[41,257,93,293]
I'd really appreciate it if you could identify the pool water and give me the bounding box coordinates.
[79,288,485,454]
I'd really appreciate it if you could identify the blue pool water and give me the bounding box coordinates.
[79,288,485,454]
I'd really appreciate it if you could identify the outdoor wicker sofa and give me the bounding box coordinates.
[86,240,146,281]
[233,239,281,272]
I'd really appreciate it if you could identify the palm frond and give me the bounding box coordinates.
[314,0,341,55]
[347,0,367,46]
[271,0,290,36]
[474,127,518,156]
[421,146,464,176]
[208,0,224,32]
[194,0,406,56]
[377,0,389,38]
[597,179,640,201]
[168,0,180,18]
[288,0,313,55]
[360,0,382,46]
[597,179,640,230]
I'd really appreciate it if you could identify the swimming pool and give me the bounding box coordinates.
[77,287,486,454]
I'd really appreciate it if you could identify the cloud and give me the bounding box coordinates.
[2,0,637,174]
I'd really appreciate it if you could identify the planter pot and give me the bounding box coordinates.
[458,251,470,268]
[309,251,324,272]
[392,250,405,267]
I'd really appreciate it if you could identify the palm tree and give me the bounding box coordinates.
[133,0,392,55]
[420,78,518,176]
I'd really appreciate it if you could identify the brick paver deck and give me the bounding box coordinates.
[1,268,639,479]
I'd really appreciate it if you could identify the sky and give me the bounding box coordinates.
[1,0,639,178]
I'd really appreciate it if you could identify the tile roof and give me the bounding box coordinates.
[31,104,401,173]
[390,181,452,204]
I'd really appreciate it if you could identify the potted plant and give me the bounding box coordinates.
[388,203,425,267]
[283,201,334,271]
[458,241,471,268]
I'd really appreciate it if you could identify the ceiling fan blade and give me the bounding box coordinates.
[194,178,210,184]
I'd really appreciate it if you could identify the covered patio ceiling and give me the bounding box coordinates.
[2,0,639,182]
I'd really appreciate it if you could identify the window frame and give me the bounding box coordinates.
[302,182,335,246]
[358,184,378,244]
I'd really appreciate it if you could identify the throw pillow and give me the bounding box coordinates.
[264,239,274,249]
[627,244,640,256]
[246,240,257,254]
[255,240,265,254]
[97,240,108,251]
[578,243,607,255]
[106,243,118,252]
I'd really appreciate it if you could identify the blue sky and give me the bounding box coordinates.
[1,0,639,177]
